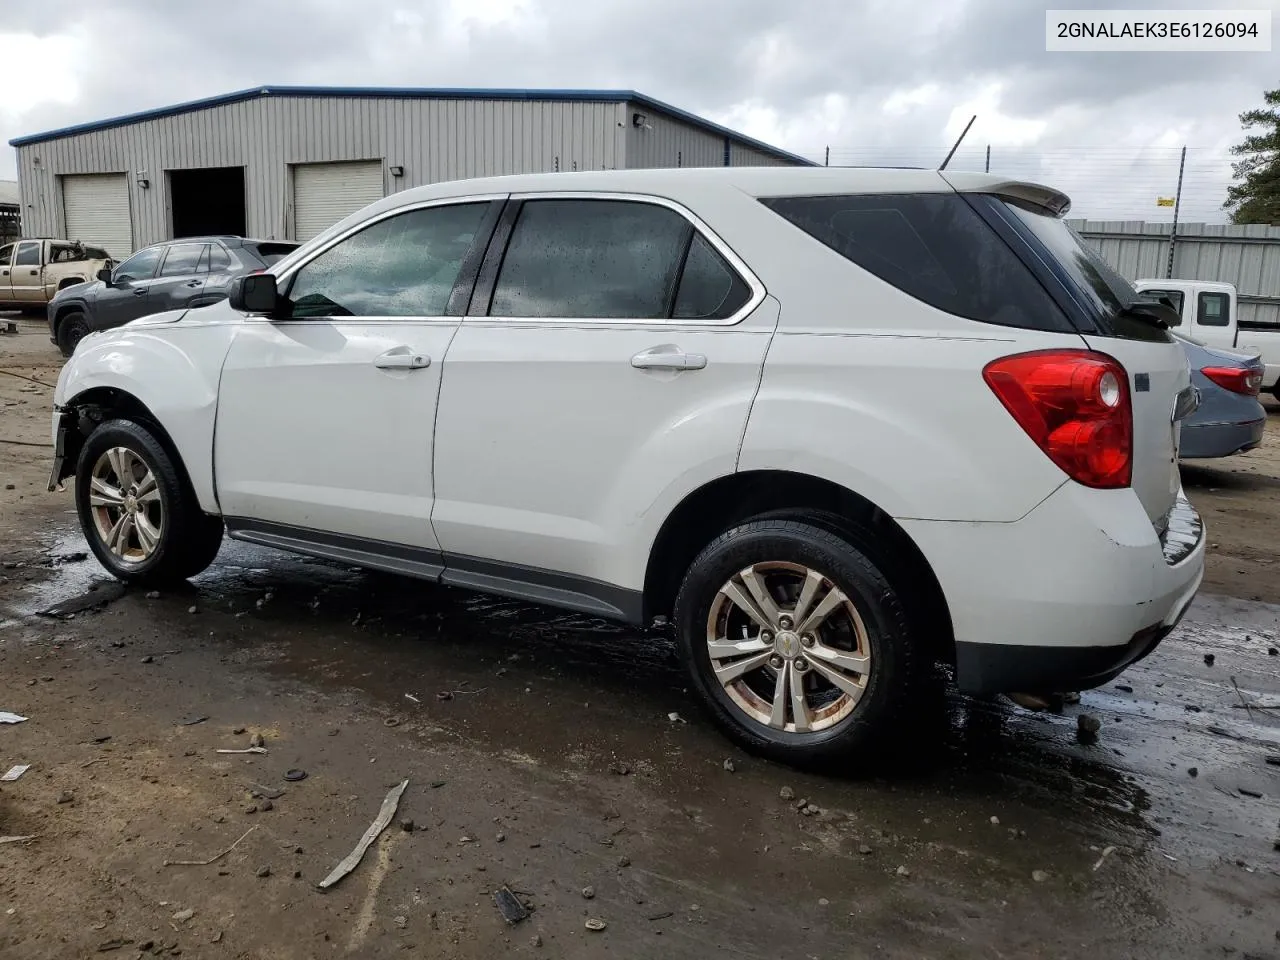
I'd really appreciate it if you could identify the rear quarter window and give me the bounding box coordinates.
[760,193,1073,333]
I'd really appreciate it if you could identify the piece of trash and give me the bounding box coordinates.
[405,693,421,704]
[585,918,607,932]
[392,915,407,929]
[163,825,259,866]
[256,865,271,878]
[210,931,223,944]
[179,715,209,726]
[1204,653,1216,667]
[436,691,453,701]
[430,780,446,789]
[216,747,267,755]
[667,712,686,724]
[1188,767,1199,777]
[40,582,126,619]
[96,938,134,952]
[779,786,795,801]
[284,769,307,782]
[249,732,266,748]
[1265,756,1280,767]
[1092,846,1117,872]
[1162,853,1178,861]
[582,886,595,900]
[0,836,37,845]
[493,886,529,924]
[88,735,111,744]
[400,818,414,833]
[249,784,284,800]
[1114,684,1133,693]
[141,656,154,664]
[383,718,400,727]
[648,911,674,922]
[145,591,160,600]
[1239,787,1264,798]
[608,761,631,776]
[317,779,409,890]
[1,765,30,782]
[0,713,28,725]
[989,816,1000,825]
[172,908,194,922]
[1032,869,1050,882]
[722,759,736,773]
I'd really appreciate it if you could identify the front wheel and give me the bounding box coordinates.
[75,419,224,585]
[673,518,925,767]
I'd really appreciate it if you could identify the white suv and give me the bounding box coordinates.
[50,168,1204,765]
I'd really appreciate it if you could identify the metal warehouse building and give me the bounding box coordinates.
[9,86,810,258]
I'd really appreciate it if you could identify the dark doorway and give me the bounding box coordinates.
[169,167,246,238]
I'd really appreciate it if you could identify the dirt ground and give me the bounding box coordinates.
[1,316,1278,960]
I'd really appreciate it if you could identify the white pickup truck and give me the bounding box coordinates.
[1134,278,1280,397]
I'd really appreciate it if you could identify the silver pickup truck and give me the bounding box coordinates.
[0,238,113,307]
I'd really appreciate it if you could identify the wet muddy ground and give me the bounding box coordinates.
[2,317,1279,959]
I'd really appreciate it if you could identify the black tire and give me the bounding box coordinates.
[75,419,224,585]
[57,311,90,357]
[673,518,924,768]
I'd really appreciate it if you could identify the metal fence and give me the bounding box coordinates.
[1069,220,1280,328]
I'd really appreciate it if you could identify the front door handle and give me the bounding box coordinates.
[631,345,707,371]
[132,289,147,297]
[374,348,431,370]
[185,279,201,288]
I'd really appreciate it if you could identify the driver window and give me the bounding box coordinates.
[113,247,163,283]
[284,202,489,319]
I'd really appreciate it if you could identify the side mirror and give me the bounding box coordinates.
[96,268,113,284]
[229,273,279,314]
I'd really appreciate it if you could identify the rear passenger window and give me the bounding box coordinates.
[761,194,1072,332]
[1197,292,1229,327]
[491,200,689,319]
[673,234,751,320]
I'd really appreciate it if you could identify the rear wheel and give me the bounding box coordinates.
[674,518,925,767]
[75,419,223,585]
[57,311,90,357]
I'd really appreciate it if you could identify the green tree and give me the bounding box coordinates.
[1224,89,1280,225]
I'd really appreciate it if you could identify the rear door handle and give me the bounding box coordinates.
[631,345,707,371]
[185,279,201,288]
[374,348,431,370]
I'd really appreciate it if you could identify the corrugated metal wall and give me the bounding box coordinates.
[1070,219,1280,327]
[624,105,725,169]
[728,143,796,167]
[16,96,629,249]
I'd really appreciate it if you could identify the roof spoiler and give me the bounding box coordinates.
[939,172,1071,217]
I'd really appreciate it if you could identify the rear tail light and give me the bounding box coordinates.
[1201,365,1261,396]
[983,349,1132,489]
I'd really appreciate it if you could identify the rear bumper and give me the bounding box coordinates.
[1179,416,1265,459]
[900,483,1205,694]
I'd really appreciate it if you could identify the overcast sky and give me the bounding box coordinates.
[1,0,1276,222]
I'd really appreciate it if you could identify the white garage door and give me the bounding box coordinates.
[63,174,133,259]
[293,161,384,242]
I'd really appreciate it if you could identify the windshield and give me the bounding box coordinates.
[1004,201,1139,318]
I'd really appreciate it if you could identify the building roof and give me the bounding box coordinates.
[0,180,17,207]
[8,85,814,166]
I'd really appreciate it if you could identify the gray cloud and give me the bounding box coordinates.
[2,0,1277,221]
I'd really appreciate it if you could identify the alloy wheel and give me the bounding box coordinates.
[88,446,164,563]
[705,561,872,733]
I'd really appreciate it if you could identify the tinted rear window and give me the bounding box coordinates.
[761,193,1072,332]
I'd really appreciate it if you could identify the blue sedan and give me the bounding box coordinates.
[1175,332,1266,459]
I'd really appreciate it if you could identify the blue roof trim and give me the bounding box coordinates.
[8,85,815,165]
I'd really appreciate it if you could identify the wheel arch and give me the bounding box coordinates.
[642,469,954,664]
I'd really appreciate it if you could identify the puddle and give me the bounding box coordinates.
[7,520,1280,870]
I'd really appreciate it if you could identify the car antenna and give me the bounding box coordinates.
[938,115,977,171]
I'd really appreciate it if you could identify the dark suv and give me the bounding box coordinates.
[47,236,298,355]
